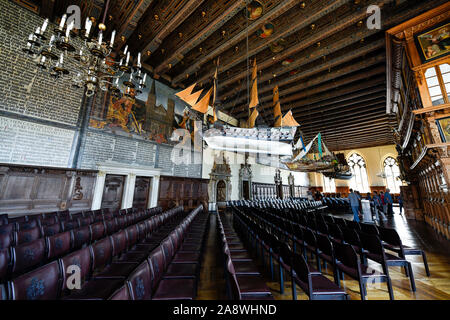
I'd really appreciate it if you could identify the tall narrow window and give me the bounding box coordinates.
[323,175,336,193]
[424,63,450,106]
[348,153,370,192]
[383,156,402,193]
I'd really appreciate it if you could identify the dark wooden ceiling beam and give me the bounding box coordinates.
[153,0,247,74]
[237,91,386,120]
[224,55,385,111]
[327,139,394,151]
[295,105,386,126]
[223,39,384,108]
[302,122,396,138]
[115,0,155,50]
[139,0,205,58]
[292,95,386,117]
[301,117,394,134]
[172,0,353,85]
[321,134,393,144]
[188,0,393,88]
[207,0,439,92]
[39,0,56,19]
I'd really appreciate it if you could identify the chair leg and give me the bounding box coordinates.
[317,256,322,273]
[269,252,274,280]
[407,262,416,292]
[359,278,366,300]
[279,264,284,294]
[422,252,431,277]
[386,275,395,300]
[292,276,297,300]
[334,267,341,287]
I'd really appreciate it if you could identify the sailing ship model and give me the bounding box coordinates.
[281,132,353,179]
[281,133,336,172]
[175,59,298,156]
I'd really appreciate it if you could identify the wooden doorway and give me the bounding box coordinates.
[243,180,250,200]
[133,176,152,209]
[101,175,125,211]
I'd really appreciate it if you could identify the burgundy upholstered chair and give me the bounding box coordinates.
[14,226,42,245]
[43,223,62,237]
[126,260,153,300]
[10,238,46,277]
[108,284,131,300]
[46,231,72,260]
[7,260,62,300]
[89,222,106,242]
[148,248,196,300]
[71,226,91,249]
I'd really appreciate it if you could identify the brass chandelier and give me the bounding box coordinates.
[21,1,146,98]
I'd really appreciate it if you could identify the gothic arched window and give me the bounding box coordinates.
[323,175,336,193]
[348,153,370,193]
[383,156,401,193]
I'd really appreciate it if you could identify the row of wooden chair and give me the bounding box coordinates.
[0,207,168,282]
[232,207,349,300]
[109,205,208,300]
[217,213,274,300]
[1,206,185,300]
[233,202,424,300]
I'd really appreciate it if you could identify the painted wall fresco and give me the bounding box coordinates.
[89,75,189,145]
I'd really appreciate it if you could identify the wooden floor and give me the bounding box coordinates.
[196,208,450,300]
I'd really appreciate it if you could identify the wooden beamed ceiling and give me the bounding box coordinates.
[38,0,448,151]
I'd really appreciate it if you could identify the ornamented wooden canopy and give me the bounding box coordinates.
[19,0,448,151]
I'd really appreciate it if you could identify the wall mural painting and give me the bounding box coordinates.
[415,21,450,62]
[89,75,186,145]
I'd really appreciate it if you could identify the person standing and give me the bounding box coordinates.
[380,191,386,216]
[384,188,394,217]
[348,189,360,222]
[398,192,403,216]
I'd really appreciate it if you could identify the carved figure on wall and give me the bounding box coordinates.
[217,180,227,202]
[73,177,84,200]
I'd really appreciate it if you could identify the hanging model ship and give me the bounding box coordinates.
[175,59,298,156]
[322,153,353,180]
[281,132,353,179]
[281,132,336,172]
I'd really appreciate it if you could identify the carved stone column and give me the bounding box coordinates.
[91,171,106,210]
[274,169,282,199]
[288,173,295,198]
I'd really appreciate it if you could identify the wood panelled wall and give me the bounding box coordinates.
[157,176,208,212]
[386,4,450,239]
[0,164,97,215]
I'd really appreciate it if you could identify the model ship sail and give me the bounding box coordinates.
[247,59,259,128]
[175,58,298,156]
[273,85,300,128]
[273,85,282,127]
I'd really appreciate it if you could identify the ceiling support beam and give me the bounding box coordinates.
[172,0,352,85]
[224,39,384,108]
[189,0,393,87]
[140,0,205,60]
[206,0,440,92]
[154,0,247,75]
[116,0,155,50]
[225,55,385,112]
